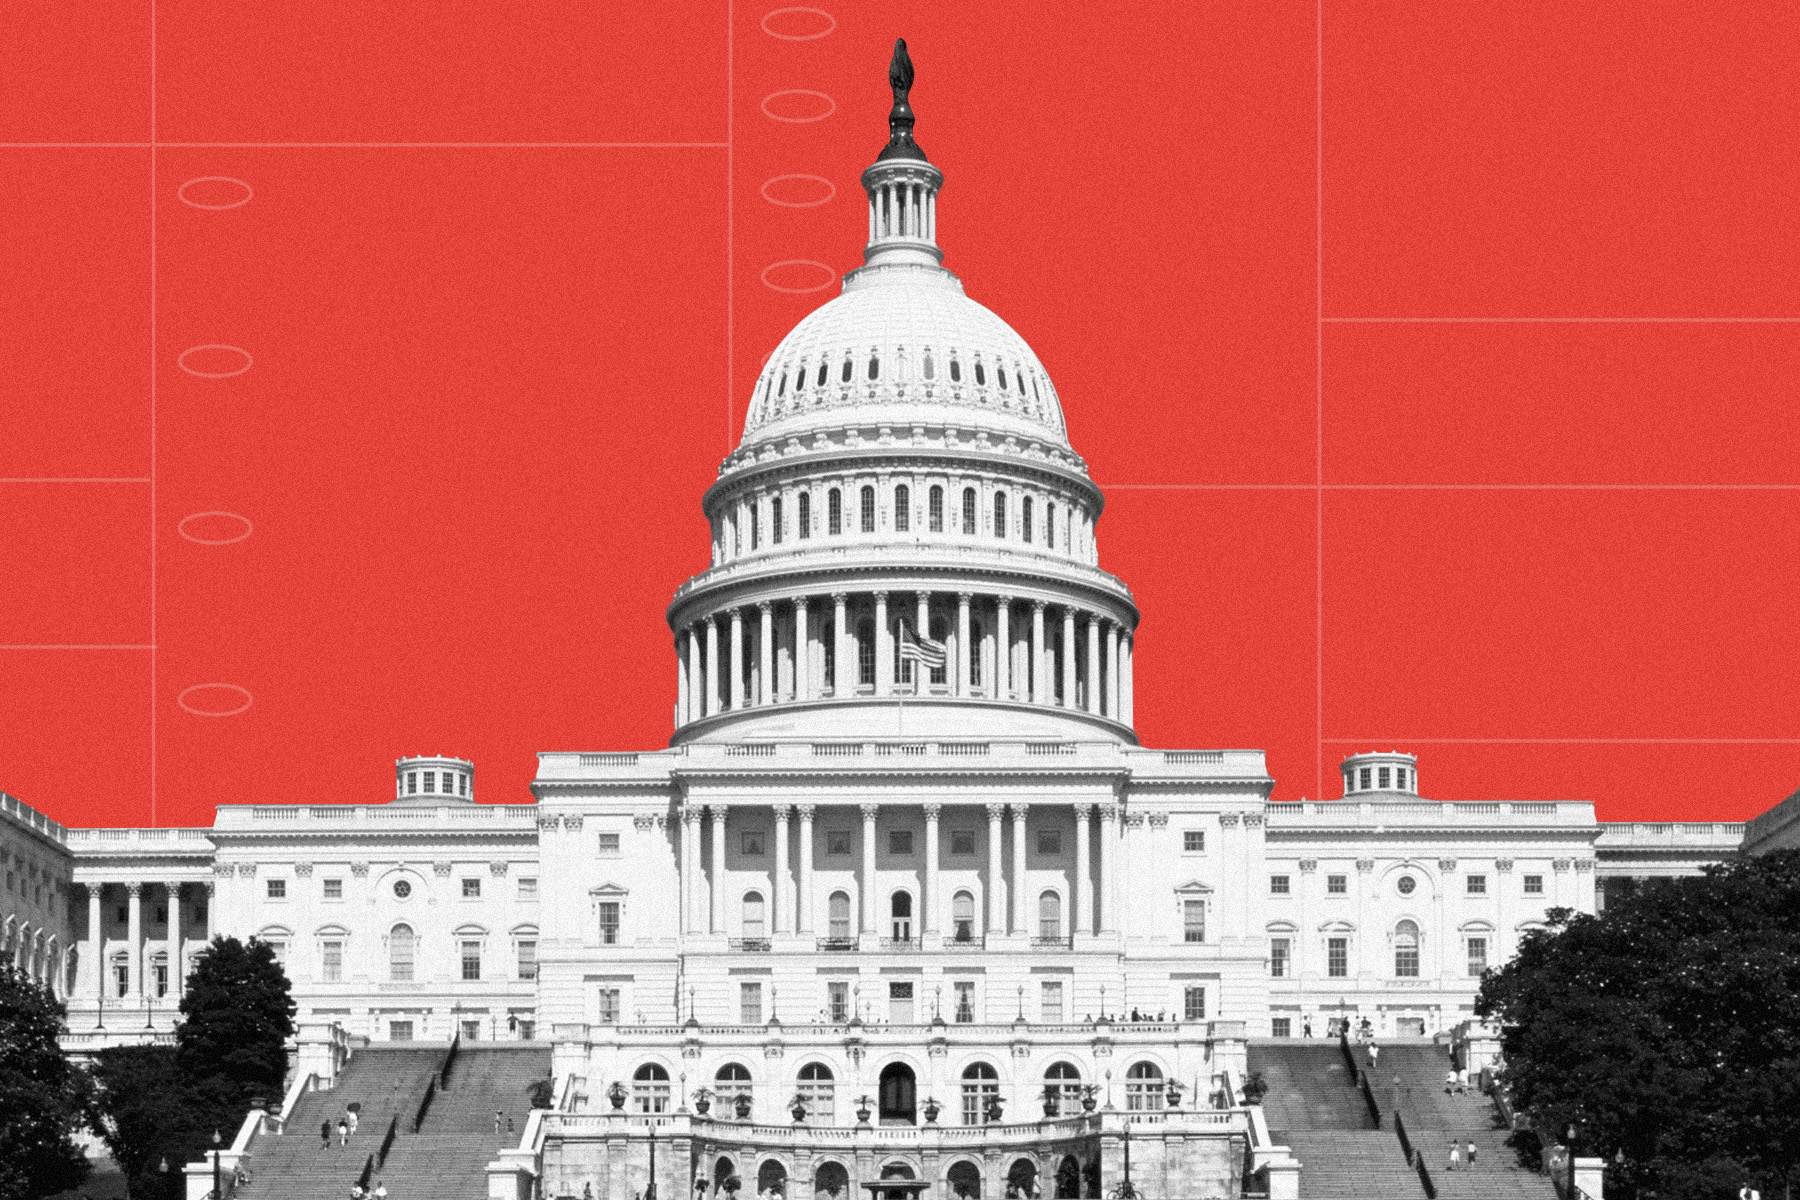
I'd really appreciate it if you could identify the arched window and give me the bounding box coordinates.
[961,488,976,535]
[795,362,807,392]
[969,618,984,687]
[715,1062,752,1115]
[742,892,766,940]
[961,1062,1000,1125]
[879,1063,918,1125]
[1395,919,1420,977]
[633,1063,671,1113]
[857,618,876,687]
[1016,367,1026,395]
[868,354,880,380]
[771,496,784,544]
[841,357,852,383]
[951,891,977,943]
[993,492,1007,538]
[860,485,875,533]
[890,892,913,942]
[1125,1062,1165,1111]
[828,489,842,536]
[1038,891,1062,941]
[974,362,986,386]
[997,365,1007,390]
[1044,1062,1082,1116]
[929,486,944,532]
[1022,496,1034,543]
[923,352,935,381]
[822,614,836,690]
[797,1062,835,1122]
[894,485,910,532]
[1045,503,1055,548]
[817,361,828,388]
[750,504,760,550]
[828,891,852,941]
[389,923,415,982]
[950,357,961,383]
[798,493,811,539]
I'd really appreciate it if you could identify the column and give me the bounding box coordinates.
[729,608,746,710]
[1030,602,1047,704]
[874,592,892,697]
[1061,609,1077,709]
[1106,623,1122,720]
[709,806,726,935]
[165,883,183,998]
[859,804,879,936]
[1085,616,1101,715]
[832,593,850,696]
[125,883,142,999]
[985,803,1006,935]
[1121,635,1134,725]
[995,597,1012,700]
[955,593,972,696]
[87,884,103,1004]
[915,592,931,690]
[923,803,942,936]
[681,808,700,934]
[794,598,812,701]
[1073,803,1094,935]
[772,805,792,934]
[676,636,689,727]
[1010,805,1029,936]
[759,603,775,705]
[687,628,704,723]
[1098,805,1119,934]
[704,617,721,717]
[796,805,816,934]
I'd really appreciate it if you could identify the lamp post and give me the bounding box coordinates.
[646,1122,658,1200]
[1115,1122,1138,1200]
[211,1129,223,1200]
[1565,1124,1578,1198]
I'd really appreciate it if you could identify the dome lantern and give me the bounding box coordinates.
[856,38,946,272]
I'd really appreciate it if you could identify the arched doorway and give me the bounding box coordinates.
[713,1156,739,1194]
[878,1062,916,1125]
[946,1160,982,1200]
[758,1160,789,1198]
[1006,1158,1038,1199]
[890,891,913,941]
[814,1161,849,1200]
[1054,1156,1081,1199]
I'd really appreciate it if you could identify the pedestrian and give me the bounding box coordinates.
[1302,1016,1313,1038]
[374,1181,388,1200]
[321,1120,332,1148]
[338,1117,349,1146]
[1367,1043,1380,1066]
[507,1116,515,1132]
[1448,1143,1461,1173]
[1444,1069,1457,1093]
[351,1185,364,1199]
[347,1108,359,1135]
[584,1185,594,1200]
[1131,1007,1141,1022]
[1466,1140,1478,1168]
[1457,1067,1471,1094]
[494,1110,503,1134]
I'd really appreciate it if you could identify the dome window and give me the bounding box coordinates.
[993,492,1007,539]
[817,362,828,388]
[841,358,853,383]
[1022,496,1034,542]
[798,494,811,539]
[860,485,876,533]
[928,486,944,532]
[997,366,1007,390]
[828,489,843,536]
[1016,368,1026,395]
[1045,503,1055,548]
[923,353,935,381]
[950,358,961,383]
[894,485,910,532]
[974,362,986,387]
[771,497,784,545]
[795,364,806,392]
[961,488,977,535]
[868,354,880,381]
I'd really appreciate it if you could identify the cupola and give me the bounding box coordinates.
[1340,752,1419,798]
[395,755,474,802]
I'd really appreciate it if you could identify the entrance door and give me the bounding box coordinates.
[1396,1017,1426,1037]
[878,1063,917,1125]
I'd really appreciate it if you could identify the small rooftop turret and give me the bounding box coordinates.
[1340,751,1418,799]
[395,755,474,803]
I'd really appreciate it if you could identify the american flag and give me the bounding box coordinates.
[896,619,947,669]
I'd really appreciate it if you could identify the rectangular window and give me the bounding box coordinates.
[461,941,482,981]
[1523,874,1544,895]
[772,497,785,544]
[954,980,976,1023]
[1327,874,1348,894]
[798,493,811,538]
[1270,937,1291,978]
[1183,985,1206,1021]
[462,878,481,899]
[740,831,766,856]
[1041,980,1064,1023]
[1467,874,1488,895]
[1270,875,1291,895]
[597,901,621,945]
[154,963,169,997]
[1396,768,1408,790]
[888,830,913,855]
[740,982,763,1024]
[1183,899,1206,943]
[1272,1016,1293,1038]
[827,981,849,1023]
[887,980,914,1024]
[597,833,621,857]
[424,772,436,793]
[322,940,342,982]
[406,772,418,795]
[518,877,538,899]
[751,505,761,549]
[459,774,468,796]
[1358,767,1371,790]
[389,1020,414,1042]
[461,1019,481,1041]
[1396,941,1419,978]
[442,771,455,793]
[1183,830,1205,853]
[517,940,537,980]
[1328,937,1348,978]
[597,987,621,1025]
[1036,830,1061,855]
[267,878,286,899]
[113,962,128,997]
[324,878,343,900]
[1467,937,1488,977]
[1378,767,1390,788]
[950,830,976,856]
[827,830,851,856]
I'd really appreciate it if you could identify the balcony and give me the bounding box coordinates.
[878,937,923,952]
[815,937,859,952]
[1032,936,1074,950]
[729,938,772,952]
[941,933,986,951]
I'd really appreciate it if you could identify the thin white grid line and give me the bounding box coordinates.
[1104,483,1800,491]
[149,0,157,828]
[1,141,731,149]
[1324,738,1800,745]
[726,0,734,453]
[0,478,152,483]
[1315,0,1324,802]
[1326,317,1800,324]
[0,645,157,650]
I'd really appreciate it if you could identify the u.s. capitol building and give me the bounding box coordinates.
[5,42,1773,1200]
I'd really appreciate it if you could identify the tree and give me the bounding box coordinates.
[1476,849,1800,1200]
[0,960,90,1199]
[175,935,296,1109]
[87,1044,212,1200]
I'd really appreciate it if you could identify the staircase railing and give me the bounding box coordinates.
[1338,1029,1359,1076]
[413,1076,437,1133]
[440,1030,462,1089]
[1356,1067,1382,1129]
[1394,1112,1438,1199]
[356,1153,374,1192]
[376,1114,397,1169]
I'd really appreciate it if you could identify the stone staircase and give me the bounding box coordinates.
[1249,1042,1423,1199]
[1378,1045,1557,1200]
[238,1045,444,1200]
[369,1045,554,1200]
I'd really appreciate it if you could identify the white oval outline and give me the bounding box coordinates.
[177,176,254,211]
[761,173,837,208]
[761,259,837,294]
[177,683,253,717]
[761,89,836,124]
[177,344,254,379]
[760,7,835,40]
[177,511,254,546]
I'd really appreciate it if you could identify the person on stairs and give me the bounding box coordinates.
[338,1117,349,1147]
[347,1107,359,1136]
[321,1120,332,1149]
[1448,1142,1461,1173]
[1466,1139,1478,1169]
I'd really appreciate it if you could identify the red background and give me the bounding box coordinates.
[3,1,1797,828]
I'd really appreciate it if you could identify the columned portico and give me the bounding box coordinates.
[796,804,816,933]
[1061,609,1077,709]
[125,882,142,1000]
[165,881,183,998]
[1073,802,1094,936]
[1098,804,1120,934]
[772,805,792,933]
